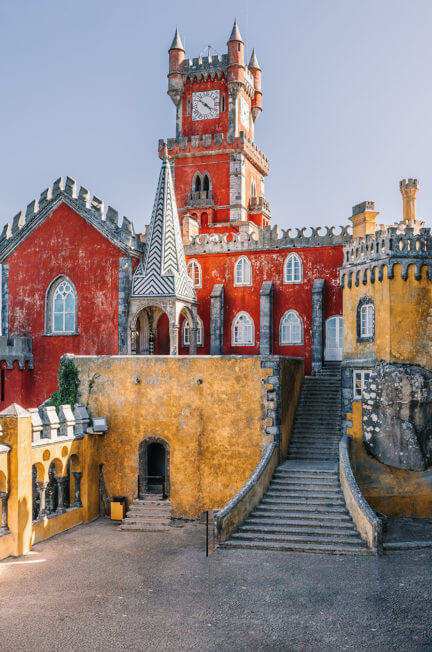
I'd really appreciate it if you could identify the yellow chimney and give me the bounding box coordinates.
[349,201,379,239]
[400,178,419,222]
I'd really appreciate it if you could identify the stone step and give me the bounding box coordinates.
[119,524,170,532]
[268,486,342,496]
[245,517,355,529]
[257,502,347,514]
[239,525,359,538]
[262,495,345,507]
[230,532,363,546]
[271,477,340,486]
[133,499,171,506]
[274,470,339,478]
[251,509,352,522]
[124,518,170,526]
[288,455,339,461]
[221,540,367,555]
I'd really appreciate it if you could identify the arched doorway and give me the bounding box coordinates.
[134,307,170,355]
[325,315,343,361]
[138,438,170,499]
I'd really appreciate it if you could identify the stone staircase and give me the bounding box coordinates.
[119,495,172,532]
[222,363,368,554]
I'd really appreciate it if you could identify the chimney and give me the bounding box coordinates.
[400,178,419,222]
[349,201,379,239]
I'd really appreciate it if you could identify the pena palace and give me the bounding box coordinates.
[0,21,371,408]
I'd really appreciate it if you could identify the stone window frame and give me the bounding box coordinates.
[279,309,304,345]
[283,253,303,284]
[44,275,78,336]
[138,436,170,497]
[353,369,372,400]
[250,178,257,198]
[182,315,204,347]
[356,295,375,343]
[187,259,202,288]
[186,97,191,116]
[221,94,226,112]
[231,311,255,346]
[234,256,252,287]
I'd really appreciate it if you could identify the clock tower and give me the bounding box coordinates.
[160,20,270,236]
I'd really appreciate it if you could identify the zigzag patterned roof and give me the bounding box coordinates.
[132,154,196,302]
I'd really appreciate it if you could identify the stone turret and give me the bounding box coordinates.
[227,19,245,88]
[400,178,419,222]
[248,49,262,122]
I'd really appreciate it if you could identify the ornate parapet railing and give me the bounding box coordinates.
[30,403,90,443]
[341,225,432,286]
[214,441,279,544]
[339,434,383,554]
[185,224,351,256]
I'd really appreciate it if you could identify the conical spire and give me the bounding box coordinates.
[169,27,185,51]
[228,18,243,42]
[248,48,261,70]
[132,152,195,302]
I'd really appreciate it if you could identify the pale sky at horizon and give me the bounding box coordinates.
[1,0,432,233]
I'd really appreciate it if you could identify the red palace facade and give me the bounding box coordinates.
[0,21,349,408]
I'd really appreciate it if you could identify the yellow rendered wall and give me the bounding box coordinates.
[347,402,432,517]
[74,355,303,518]
[343,264,432,369]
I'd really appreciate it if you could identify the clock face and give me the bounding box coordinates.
[192,90,220,121]
[240,95,250,128]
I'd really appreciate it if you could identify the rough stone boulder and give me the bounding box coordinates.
[362,362,432,471]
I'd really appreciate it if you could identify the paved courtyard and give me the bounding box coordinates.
[0,519,431,651]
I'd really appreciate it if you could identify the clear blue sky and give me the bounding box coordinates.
[1,0,432,233]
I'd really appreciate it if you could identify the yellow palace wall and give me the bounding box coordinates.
[74,355,303,519]
[343,264,432,368]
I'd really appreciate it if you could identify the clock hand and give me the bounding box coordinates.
[201,100,213,111]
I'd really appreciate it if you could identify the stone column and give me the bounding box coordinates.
[210,284,224,355]
[312,279,325,374]
[72,472,83,508]
[37,481,48,517]
[189,326,197,355]
[56,477,68,514]
[169,324,179,356]
[0,491,8,531]
[260,281,273,355]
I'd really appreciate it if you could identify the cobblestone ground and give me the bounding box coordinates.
[0,519,431,651]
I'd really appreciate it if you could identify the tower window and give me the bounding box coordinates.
[203,174,210,193]
[187,260,202,288]
[221,94,226,112]
[186,98,191,116]
[232,312,254,346]
[250,179,257,198]
[183,316,204,346]
[357,296,375,342]
[284,253,303,284]
[234,256,252,286]
[194,175,202,193]
[238,43,241,52]
[279,310,303,345]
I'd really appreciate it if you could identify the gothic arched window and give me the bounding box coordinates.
[251,179,257,198]
[284,253,303,283]
[194,174,202,193]
[203,174,210,193]
[232,312,254,346]
[182,316,204,346]
[234,256,252,286]
[45,276,77,335]
[279,310,303,345]
[187,260,202,288]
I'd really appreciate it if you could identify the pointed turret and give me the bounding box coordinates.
[168,27,185,115]
[228,18,244,43]
[248,48,262,122]
[248,48,261,71]
[132,150,196,304]
[169,27,185,52]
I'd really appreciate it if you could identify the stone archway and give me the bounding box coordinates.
[138,437,170,498]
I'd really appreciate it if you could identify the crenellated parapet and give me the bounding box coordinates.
[0,176,143,262]
[0,336,33,370]
[340,226,432,287]
[159,130,269,175]
[30,403,91,444]
[185,224,351,255]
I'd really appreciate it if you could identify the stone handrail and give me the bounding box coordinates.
[215,441,279,543]
[30,403,90,444]
[339,435,383,554]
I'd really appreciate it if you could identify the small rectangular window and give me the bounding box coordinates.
[353,370,371,399]
[186,98,191,116]
[221,94,226,112]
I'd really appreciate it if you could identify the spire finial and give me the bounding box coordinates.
[169,27,185,51]
[248,48,261,71]
[228,18,243,43]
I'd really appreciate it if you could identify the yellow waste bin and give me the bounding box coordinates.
[110,496,126,520]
